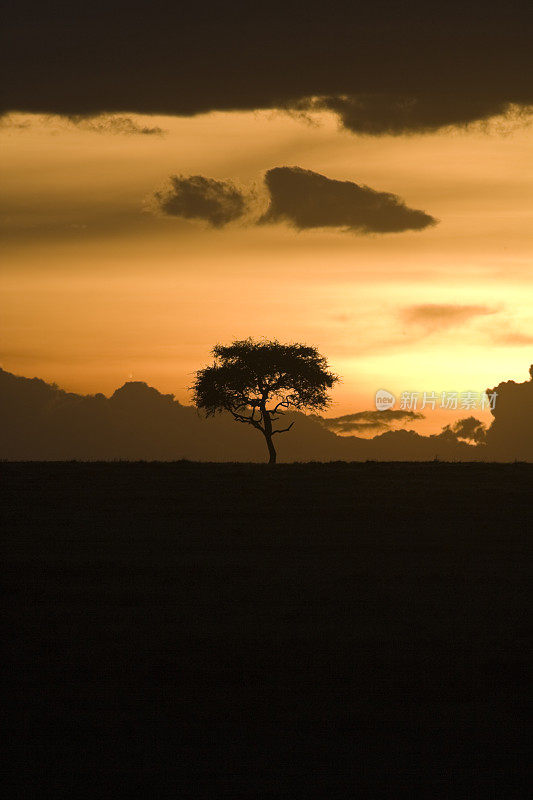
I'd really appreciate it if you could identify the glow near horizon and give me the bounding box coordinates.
[1,109,532,435]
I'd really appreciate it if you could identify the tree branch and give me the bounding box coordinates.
[271,422,295,435]
[230,409,264,430]
[270,399,291,414]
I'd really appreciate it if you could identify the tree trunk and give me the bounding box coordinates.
[264,432,277,464]
[261,404,277,464]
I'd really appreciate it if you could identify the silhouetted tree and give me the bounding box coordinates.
[192,338,339,463]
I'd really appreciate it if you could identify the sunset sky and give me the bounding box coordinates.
[2,3,532,435]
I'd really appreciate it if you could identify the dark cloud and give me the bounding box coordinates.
[2,2,531,134]
[441,416,487,443]
[260,167,437,233]
[153,167,437,235]
[154,175,247,228]
[296,95,530,135]
[402,304,496,330]
[322,409,424,435]
[485,365,533,460]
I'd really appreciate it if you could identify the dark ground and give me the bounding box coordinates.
[2,462,532,798]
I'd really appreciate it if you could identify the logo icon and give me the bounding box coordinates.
[375,389,395,411]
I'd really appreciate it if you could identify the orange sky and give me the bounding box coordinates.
[1,110,532,434]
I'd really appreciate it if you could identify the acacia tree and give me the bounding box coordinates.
[192,338,339,464]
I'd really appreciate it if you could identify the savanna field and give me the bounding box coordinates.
[2,461,531,798]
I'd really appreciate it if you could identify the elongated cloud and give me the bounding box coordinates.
[68,115,165,136]
[2,4,532,134]
[260,167,437,233]
[322,409,424,434]
[402,304,496,330]
[154,175,247,228]
[492,329,533,346]
[0,112,165,136]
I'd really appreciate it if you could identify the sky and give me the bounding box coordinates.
[1,2,532,436]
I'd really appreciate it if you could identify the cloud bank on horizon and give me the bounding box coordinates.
[1,364,532,462]
[2,2,531,135]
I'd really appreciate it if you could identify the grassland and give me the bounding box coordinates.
[2,462,531,798]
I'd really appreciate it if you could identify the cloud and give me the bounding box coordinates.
[2,365,532,461]
[2,4,531,134]
[0,112,165,135]
[154,175,247,228]
[491,330,533,346]
[67,115,165,136]
[259,167,437,233]
[295,95,531,135]
[0,113,32,130]
[440,416,487,443]
[484,365,533,460]
[402,304,497,331]
[154,167,437,235]
[322,409,424,435]
[0,367,478,462]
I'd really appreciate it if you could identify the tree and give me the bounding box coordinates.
[192,338,339,463]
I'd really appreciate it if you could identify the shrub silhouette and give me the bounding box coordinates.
[192,338,339,463]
